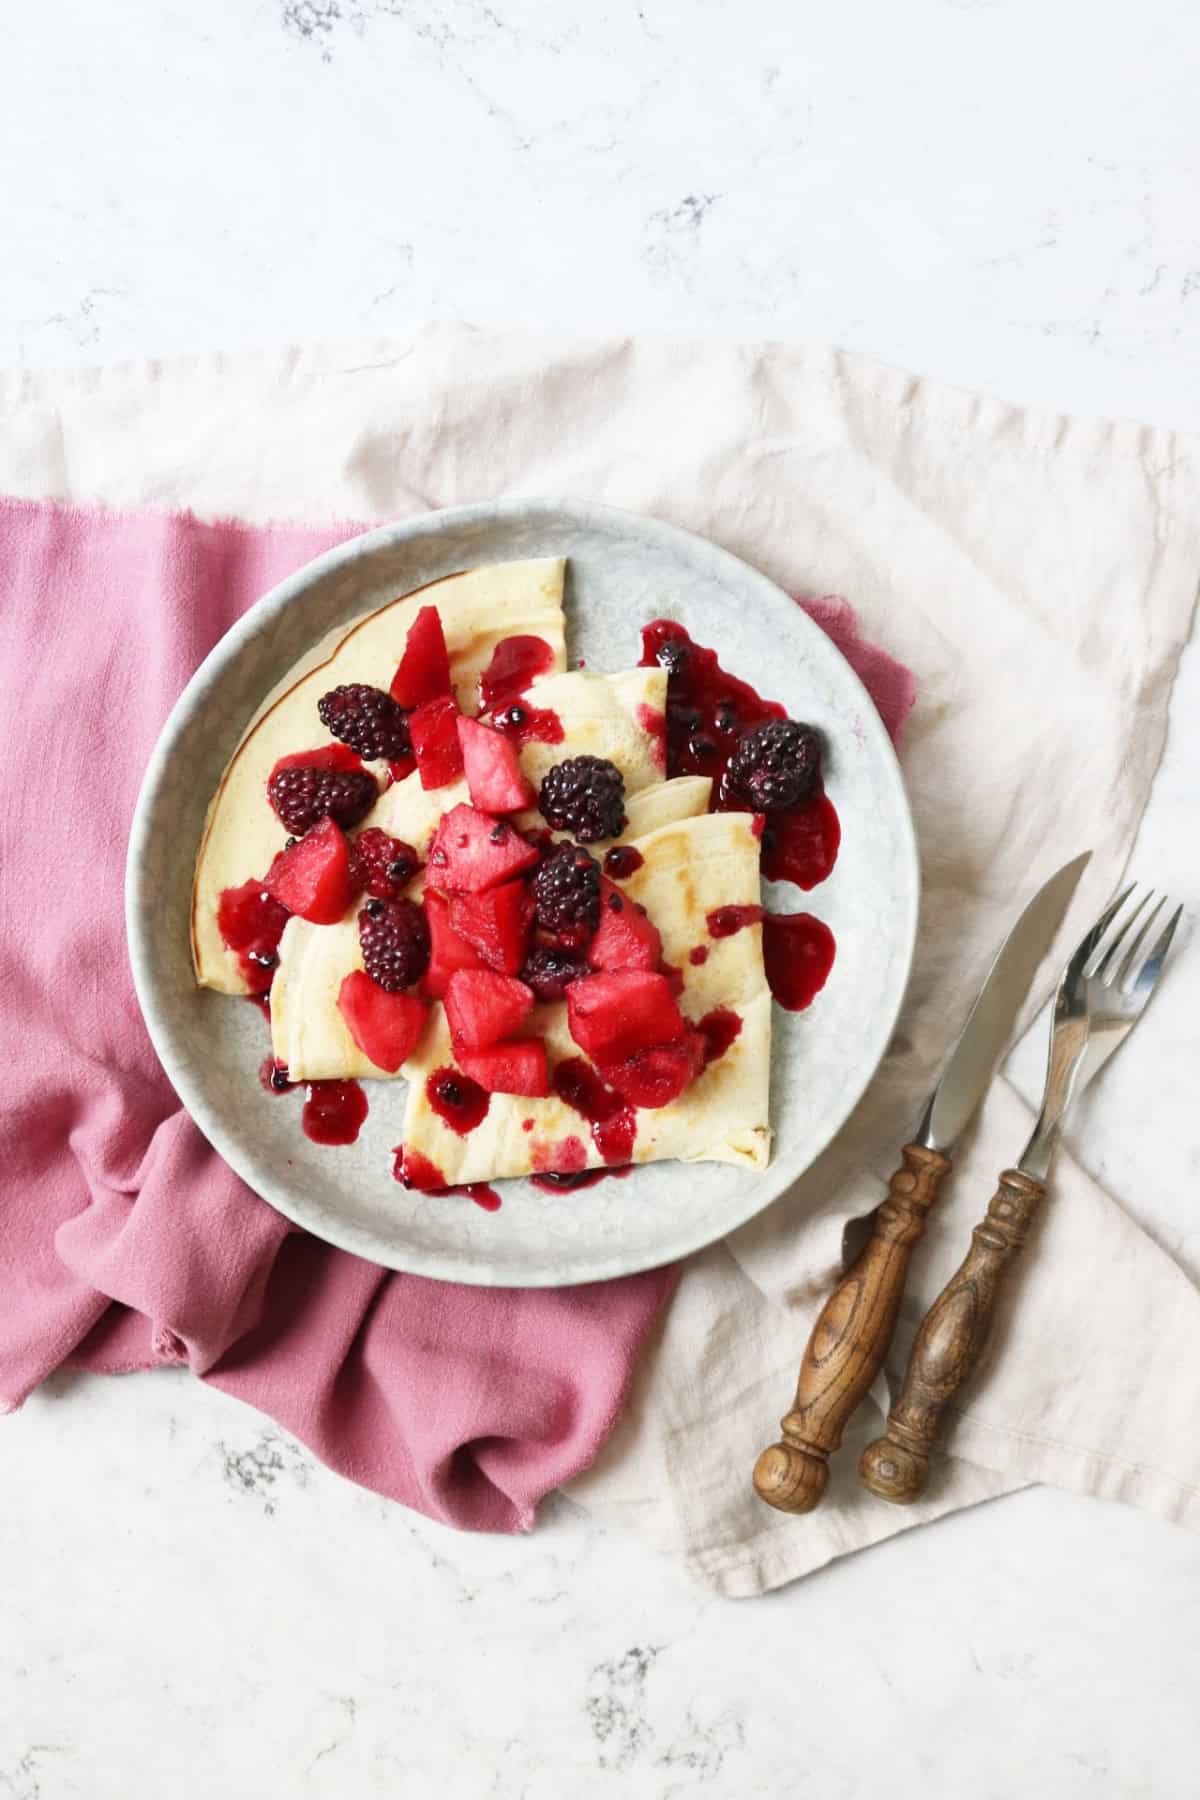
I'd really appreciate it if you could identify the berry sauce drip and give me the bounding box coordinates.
[706,904,765,938]
[395,1147,445,1190]
[425,1067,490,1135]
[603,845,644,880]
[270,743,364,779]
[392,1147,501,1211]
[552,1058,637,1166]
[460,1184,502,1212]
[696,1007,743,1066]
[760,796,842,891]
[217,880,290,992]
[486,699,565,748]
[478,635,556,712]
[531,1135,589,1175]
[640,620,785,787]
[639,620,841,889]
[688,945,709,966]
[530,1165,632,1192]
[635,704,667,770]
[246,994,273,1022]
[763,912,837,1011]
[301,1080,368,1145]
[258,1056,295,1093]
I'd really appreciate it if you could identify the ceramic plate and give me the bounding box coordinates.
[127,499,918,1286]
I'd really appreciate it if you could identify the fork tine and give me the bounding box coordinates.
[1072,883,1136,984]
[1130,902,1183,1004]
[1091,886,1153,979]
[1115,894,1165,988]
[1079,884,1136,956]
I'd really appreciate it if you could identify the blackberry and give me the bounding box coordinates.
[358,896,430,991]
[727,718,822,811]
[538,755,626,842]
[317,683,412,762]
[530,841,601,938]
[267,763,377,836]
[520,946,590,1002]
[351,827,420,899]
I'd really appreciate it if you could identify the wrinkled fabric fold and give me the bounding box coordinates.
[2,329,1199,1593]
[0,497,677,1531]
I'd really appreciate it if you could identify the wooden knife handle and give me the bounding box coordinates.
[859,1167,1047,1504]
[752,1144,952,1514]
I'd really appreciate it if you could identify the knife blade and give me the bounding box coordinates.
[913,850,1092,1155]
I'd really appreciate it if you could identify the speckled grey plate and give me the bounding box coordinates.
[127,499,918,1287]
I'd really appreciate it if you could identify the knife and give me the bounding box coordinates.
[859,877,1181,1503]
[752,850,1091,1515]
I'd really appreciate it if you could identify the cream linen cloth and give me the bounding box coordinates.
[4,327,1198,1596]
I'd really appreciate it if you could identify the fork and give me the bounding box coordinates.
[859,883,1183,1505]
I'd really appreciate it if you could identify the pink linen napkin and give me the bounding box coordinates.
[0,494,913,1532]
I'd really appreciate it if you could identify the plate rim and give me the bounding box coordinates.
[126,496,919,1286]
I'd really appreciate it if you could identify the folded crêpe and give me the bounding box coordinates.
[192,558,568,994]
[194,557,772,1176]
[399,810,772,1178]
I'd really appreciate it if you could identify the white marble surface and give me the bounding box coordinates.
[4,2,1199,1795]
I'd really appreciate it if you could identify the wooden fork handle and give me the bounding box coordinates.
[752,1144,952,1514]
[859,1167,1047,1504]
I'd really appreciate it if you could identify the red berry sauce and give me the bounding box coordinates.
[635,703,667,770]
[638,617,841,1003]
[396,1147,445,1190]
[425,1067,490,1135]
[476,635,563,749]
[259,1056,295,1093]
[695,1006,742,1066]
[706,904,764,938]
[763,913,837,1011]
[217,880,290,992]
[246,994,273,1022]
[392,1146,501,1210]
[301,1080,368,1144]
[478,635,557,712]
[639,620,841,890]
[530,1134,589,1175]
[552,1058,637,1165]
[460,1183,502,1212]
[486,700,564,748]
[269,743,364,780]
[688,945,709,966]
[640,620,785,788]
[603,845,645,880]
[760,796,841,891]
[530,1165,632,1192]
